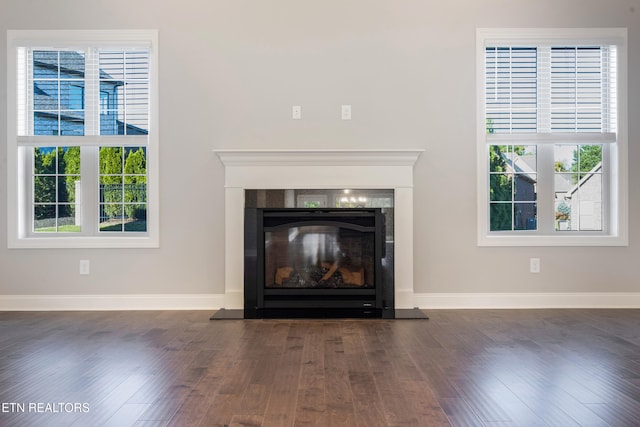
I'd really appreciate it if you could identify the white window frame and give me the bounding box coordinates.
[7,30,159,248]
[476,28,628,247]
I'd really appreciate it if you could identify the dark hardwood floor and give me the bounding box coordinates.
[1,309,640,426]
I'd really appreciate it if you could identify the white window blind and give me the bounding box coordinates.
[485,45,617,138]
[485,47,537,134]
[549,46,616,133]
[98,50,150,136]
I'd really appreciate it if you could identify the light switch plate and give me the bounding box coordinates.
[292,105,301,120]
[341,105,351,120]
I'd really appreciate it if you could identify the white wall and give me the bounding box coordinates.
[1,0,639,308]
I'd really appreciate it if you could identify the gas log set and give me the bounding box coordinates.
[273,258,370,289]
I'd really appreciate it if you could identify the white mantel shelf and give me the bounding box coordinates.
[213,148,423,310]
[213,149,424,167]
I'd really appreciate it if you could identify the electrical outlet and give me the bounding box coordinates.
[530,258,540,273]
[80,260,90,275]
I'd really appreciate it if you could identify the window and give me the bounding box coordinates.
[296,195,327,208]
[477,28,628,246]
[7,30,159,248]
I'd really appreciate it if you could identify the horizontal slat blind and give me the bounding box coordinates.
[485,44,617,136]
[550,46,615,133]
[99,50,150,136]
[485,47,537,134]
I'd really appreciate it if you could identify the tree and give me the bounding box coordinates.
[571,145,602,184]
[489,145,513,231]
[33,148,56,220]
[555,161,567,172]
[59,146,80,218]
[123,147,147,220]
[573,145,602,172]
[32,147,81,223]
[99,147,123,220]
[55,147,70,218]
[63,146,80,174]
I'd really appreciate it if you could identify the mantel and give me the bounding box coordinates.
[213,149,424,167]
[214,148,421,311]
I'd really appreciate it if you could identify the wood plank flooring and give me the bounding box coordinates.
[1,309,640,426]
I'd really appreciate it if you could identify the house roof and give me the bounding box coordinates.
[555,174,573,194]
[33,50,117,80]
[566,162,603,197]
[501,152,536,182]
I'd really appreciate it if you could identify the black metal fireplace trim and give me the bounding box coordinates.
[244,208,394,319]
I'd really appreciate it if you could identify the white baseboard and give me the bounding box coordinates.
[224,290,244,310]
[2,292,639,312]
[414,292,640,309]
[395,289,416,309]
[0,294,225,311]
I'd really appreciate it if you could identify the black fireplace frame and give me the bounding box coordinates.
[244,208,394,318]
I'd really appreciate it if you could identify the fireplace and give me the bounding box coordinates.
[244,208,392,318]
[212,149,423,318]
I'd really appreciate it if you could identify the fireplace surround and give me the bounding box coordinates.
[212,149,423,318]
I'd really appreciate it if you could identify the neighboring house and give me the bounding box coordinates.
[562,163,603,231]
[502,151,537,230]
[33,51,147,136]
[504,149,603,232]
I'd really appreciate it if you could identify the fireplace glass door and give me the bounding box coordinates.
[265,225,375,289]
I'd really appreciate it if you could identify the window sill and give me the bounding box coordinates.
[8,235,159,249]
[478,233,628,247]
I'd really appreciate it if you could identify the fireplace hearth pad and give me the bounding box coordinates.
[209,308,428,320]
